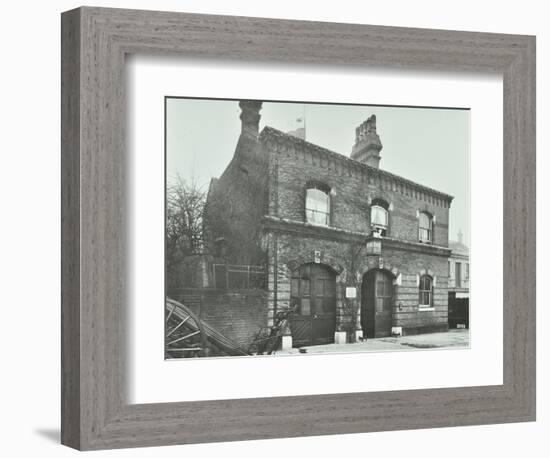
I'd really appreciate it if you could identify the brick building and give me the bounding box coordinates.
[205,100,454,348]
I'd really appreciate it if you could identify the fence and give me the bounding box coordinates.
[212,264,266,290]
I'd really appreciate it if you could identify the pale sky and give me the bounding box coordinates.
[166,98,470,246]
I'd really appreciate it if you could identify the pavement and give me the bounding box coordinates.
[277,329,470,355]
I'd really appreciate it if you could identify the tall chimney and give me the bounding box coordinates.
[351,115,383,168]
[458,229,463,244]
[239,100,262,138]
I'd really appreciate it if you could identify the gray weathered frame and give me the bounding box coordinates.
[61,6,536,451]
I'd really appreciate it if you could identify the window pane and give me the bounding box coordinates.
[419,212,430,228]
[300,298,310,315]
[306,188,330,226]
[300,279,310,296]
[314,279,324,296]
[419,274,432,306]
[376,298,384,312]
[419,292,427,305]
[326,280,336,296]
[371,206,388,226]
[306,188,329,211]
[419,213,432,242]
[376,281,385,296]
[291,278,299,297]
[419,227,431,242]
[306,209,329,225]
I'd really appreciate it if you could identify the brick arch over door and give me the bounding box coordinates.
[357,262,400,280]
[286,256,344,277]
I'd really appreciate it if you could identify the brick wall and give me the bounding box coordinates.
[262,128,451,247]
[204,134,269,266]
[382,246,449,334]
[168,288,268,349]
[264,224,449,336]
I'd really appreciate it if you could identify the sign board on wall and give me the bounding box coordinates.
[345,287,357,299]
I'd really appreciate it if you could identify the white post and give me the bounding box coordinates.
[281,335,293,350]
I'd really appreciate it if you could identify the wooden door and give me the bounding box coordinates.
[361,270,393,338]
[361,273,375,338]
[290,264,336,347]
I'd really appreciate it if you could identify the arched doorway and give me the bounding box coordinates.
[290,263,336,347]
[361,269,393,338]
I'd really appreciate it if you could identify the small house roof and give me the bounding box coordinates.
[449,239,469,256]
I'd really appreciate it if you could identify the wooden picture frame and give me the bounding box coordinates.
[61,6,536,450]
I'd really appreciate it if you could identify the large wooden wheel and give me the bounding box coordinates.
[165,299,209,358]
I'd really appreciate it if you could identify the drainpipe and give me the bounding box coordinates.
[272,235,278,326]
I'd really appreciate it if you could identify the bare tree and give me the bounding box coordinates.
[166,176,207,273]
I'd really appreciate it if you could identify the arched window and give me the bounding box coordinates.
[418,211,433,243]
[419,275,433,307]
[370,198,389,236]
[305,184,330,226]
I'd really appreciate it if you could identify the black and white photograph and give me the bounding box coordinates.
[165,98,471,358]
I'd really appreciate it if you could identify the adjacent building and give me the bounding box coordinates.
[205,100,454,348]
[448,231,470,328]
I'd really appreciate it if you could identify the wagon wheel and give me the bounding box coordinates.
[165,299,209,358]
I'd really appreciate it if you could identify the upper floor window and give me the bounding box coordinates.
[419,275,433,307]
[418,211,433,243]
[305,184,330,226]
[370,198,389,236]
[455,261,462,288]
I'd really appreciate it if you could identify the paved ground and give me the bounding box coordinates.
[277,329,470,355]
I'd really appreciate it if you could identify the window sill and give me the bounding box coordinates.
[418,307,435,312]
[305,220,330,228]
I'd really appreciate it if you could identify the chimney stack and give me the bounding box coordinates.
[458,229,463,244]
[351,115,383,168]
[239,100,262,138]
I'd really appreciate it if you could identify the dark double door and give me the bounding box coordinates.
[361,270,393,338]
[290,263,336,347]
[448,293,469,329]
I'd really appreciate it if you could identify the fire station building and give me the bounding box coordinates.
[205,101,454,348]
